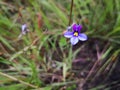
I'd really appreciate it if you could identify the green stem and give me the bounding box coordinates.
[0,72,38,88]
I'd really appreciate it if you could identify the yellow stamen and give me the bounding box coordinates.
[74,32,78,36]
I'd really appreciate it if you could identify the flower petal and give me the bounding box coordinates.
[67,26,72,31]
[64,31,73,38]
[78,33,87,41]
[22,24,27,32]
[70,37,79,45]
[72,24,82,32]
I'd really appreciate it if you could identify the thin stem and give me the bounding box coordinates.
[0,72,38,89]
[68,0,74,26]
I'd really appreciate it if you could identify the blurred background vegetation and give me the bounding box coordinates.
[0,0,120,90]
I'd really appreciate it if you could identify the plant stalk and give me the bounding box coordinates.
[69,0,74,26]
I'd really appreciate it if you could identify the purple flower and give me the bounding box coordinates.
[21,24,29,35]
[64,23,87,45]
[18,24,30,39]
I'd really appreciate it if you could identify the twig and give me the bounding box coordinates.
[79,44,110,89]
[85,60,99,81]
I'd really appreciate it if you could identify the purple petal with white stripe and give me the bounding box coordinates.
[78,33,87,41]
[70,37,79,45]
[64,31,73,38]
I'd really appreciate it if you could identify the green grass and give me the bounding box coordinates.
[0,0,120,90]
